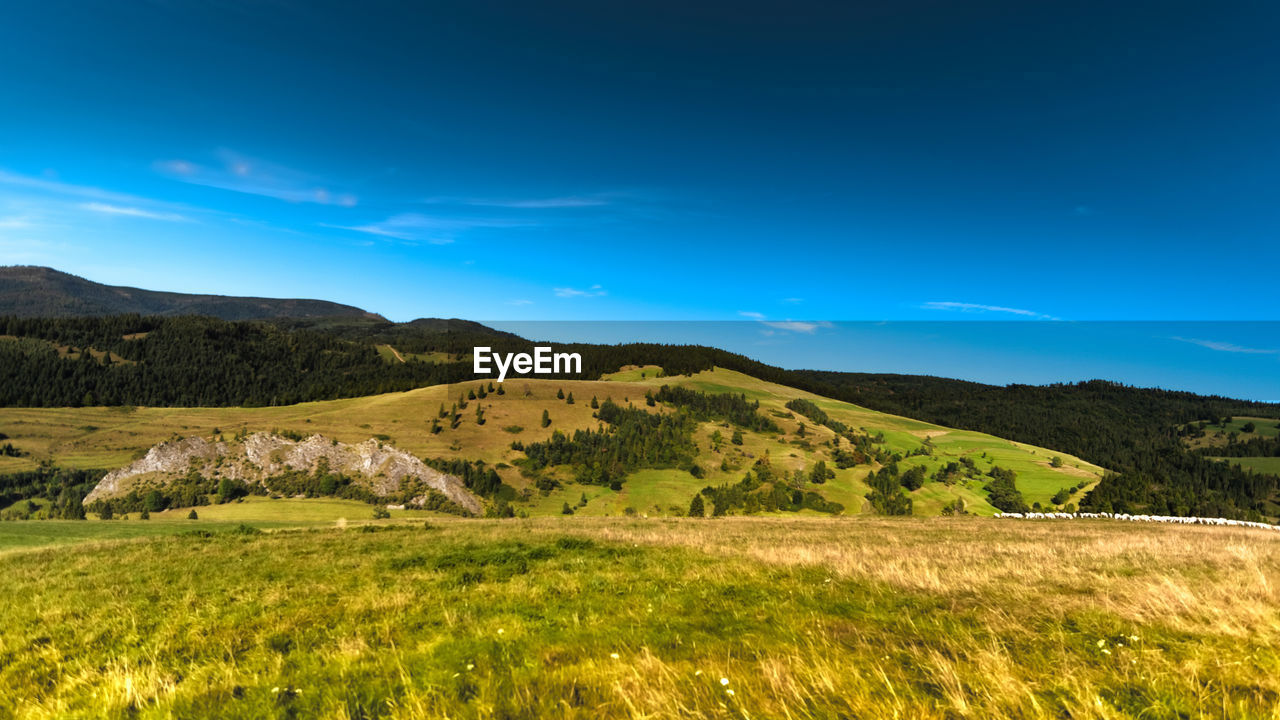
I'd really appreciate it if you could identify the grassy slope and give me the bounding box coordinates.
[1185,416,1280,449]
[1214,457,1280,476]
[1,516,1277,719]
[1184,416,1280,481]
[0,497,434,553]
[0,368,1102,516]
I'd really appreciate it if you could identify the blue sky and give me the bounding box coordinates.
[1,2,1277,395]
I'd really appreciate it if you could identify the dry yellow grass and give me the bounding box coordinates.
[3,516,1277,718]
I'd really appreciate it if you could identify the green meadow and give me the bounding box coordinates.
[2,515,1278,719]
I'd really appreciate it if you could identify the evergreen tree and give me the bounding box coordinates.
[865,469,912,515]
[541,409,551,428]
[566,392,575,405]
[688,494,705,517]
[187,509,198,520]
[556,388,565,400]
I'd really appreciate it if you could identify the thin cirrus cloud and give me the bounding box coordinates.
[324,213,533,244]
[922,301,1060,320]
[424,194,613,209]
[80,202,189,222]
[1170,337,1280,355]
[554,285,607,298]
[0,168,202,226]
[0,168,190,211]
[738,311,828,334]
[154,150,358,207]
[762,320,829,334]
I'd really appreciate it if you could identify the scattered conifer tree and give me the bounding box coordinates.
[688,494,705,517]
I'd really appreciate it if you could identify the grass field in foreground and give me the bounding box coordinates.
[2,516,1277,719]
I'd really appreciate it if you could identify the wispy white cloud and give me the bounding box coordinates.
[781,297,803,304]
[324,212,529,243]
[424,194,613,209]
[739,311,829,334]
[80,202,189,222]
[554,285,606,298]
[922,301,1059,320]
[508,299,534,306]
[155,150,358,206]
[1171,337,1280,355]
[761,320,829,334]
[0,169,207,230]
[0,169,185,210]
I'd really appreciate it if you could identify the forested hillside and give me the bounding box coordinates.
[0,266,381,320]
[3,312,1278,519]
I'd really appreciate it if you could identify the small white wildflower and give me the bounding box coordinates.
[726,689,735,696]
[610,653,620,659]
[695,670,702,676]
[1129,635,1139,642]
[497,628,504,635]
[1101,649,1111,655]
[272,687,280,693]
[720,677,729,686]
[466,664,474,671]
[1117,642,1124,648]
[1096,639,1106,648]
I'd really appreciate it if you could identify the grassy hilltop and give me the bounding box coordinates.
[2,516,1278,719]
[0,367,1102,517]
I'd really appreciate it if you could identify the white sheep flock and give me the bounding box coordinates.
[995,511,1280,531]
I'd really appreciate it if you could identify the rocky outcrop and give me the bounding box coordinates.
[83,432,481,515]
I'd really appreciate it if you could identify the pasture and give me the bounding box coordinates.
[1,515,1277,718]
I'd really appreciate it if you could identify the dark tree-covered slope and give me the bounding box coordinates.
[0,266,382,321]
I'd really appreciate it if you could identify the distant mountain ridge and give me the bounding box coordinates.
[0,266,384,321]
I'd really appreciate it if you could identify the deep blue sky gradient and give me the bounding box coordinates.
[1,1,1277,395]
